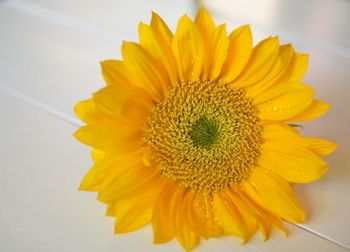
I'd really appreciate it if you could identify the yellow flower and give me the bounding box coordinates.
[74,7,337,251]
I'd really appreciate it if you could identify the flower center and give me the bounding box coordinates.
[190,117,219,148]
[145,79,262,193]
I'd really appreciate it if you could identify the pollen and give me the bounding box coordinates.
[145,79,262,193]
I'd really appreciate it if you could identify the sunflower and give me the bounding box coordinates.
[74,7,337,251]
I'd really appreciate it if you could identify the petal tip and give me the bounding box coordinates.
[73,128,83,141]
[329,142,338,154]
[242,24,251,32]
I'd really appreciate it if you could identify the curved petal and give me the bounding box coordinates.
[206,24,229,79]
[74,125,143,154]
[181,192,203,238]
[74,94,149,127]
[80,154,117,191]
[221,25,253,83]
[122,42,169,101]
[246,44,295,98]
[195,7,215,48]
[150,12,173,46]
[236,190,287,238]
[259,142,328,183]
[233,190,271,240]
[243,168,305,223]
[74,98,105,125]
[187,193,224,238]
[139,22,178,85]
[172,187,199,251]
[262,123,337,156]
[152,180,176,244]
[113,199,153,233]
[195,7,216,78]
[79,151,142,191]
[257,84,315,122]
[172,15,205,82]
[288,99,330,122]
[226,191,258,241]
[91,148,107,162]
[231,37,279,88]
[288,53,309,82]
[93,85,152,125]
[100,60,130,86]
[297,137,337,156]
[262,123,299,140]
[97,163,159,203]
[108,180,162,233]
[75,95,150,127]
[252,81,310,105]
[213,192,249,241]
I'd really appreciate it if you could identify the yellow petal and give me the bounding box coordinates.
[79,151,142,191]
[269,215,288,237]
[75,97,146,128]
[258,221,271,241]
[172,15,205,82]
[181,192,203,238]
[262,124,337,157]
[195,7,215,47]
[288,99,330,122]
[150,12,173,46]
[252,81,309,105]
[107,178,161,213]
[100,60,130,86]
[231,37,279,88]
[139,22,178,85]
[206,24,229,79]
[288,53,309,82]
[110,182,161,233]
[93,85,152,125]
[97,164,159,203]
[142,146,152,166]
[246,44,295,98]
[236,190,287,238]
[79,154,115,191]
[80,155,120,191]
[189,193,224,238]
[74,99,104,125]
[194,8,215,79]
[114,203,152,233]
[257,84,315,122]
[243,168,305,223]
[173,188,199,251]
[91,149,107,162]
[74,125,143,154]
[226,191,258,241]
[152,180,176,244]
[262,123,299,140]
[221,25,253,83]
[122,42,169,101]
[259,142,328,183]
[213,193,248,240]
[297,137,337,156]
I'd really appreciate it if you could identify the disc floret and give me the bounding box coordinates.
[146,79,262,193]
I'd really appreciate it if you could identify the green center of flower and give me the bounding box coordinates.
[190,117,219,148]
[146,79,262,193]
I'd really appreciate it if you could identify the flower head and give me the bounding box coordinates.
[74,7,337,251]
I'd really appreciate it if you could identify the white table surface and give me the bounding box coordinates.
[0,0,349,251]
